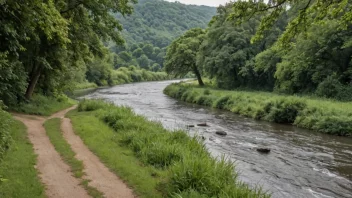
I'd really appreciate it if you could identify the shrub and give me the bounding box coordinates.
[195,95,215,106]
[312,116,352,136]
[315,76,342,99]
[203,89,211,95]
[214,95,231,109]
[264,98,306,123]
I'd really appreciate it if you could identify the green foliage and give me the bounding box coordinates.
[11,94,76,116]
[263,98,306,123]
[0,120,45,197]
[0,0,136,103]
[114,0,216,48]
[164,83,352,136]
[197,3,284,90]
[229,0,352,47]
[110,0,216,69]
[165,28,205,85]
[0,54,27,105]
[74,100,268,197]
[0,106,12,161]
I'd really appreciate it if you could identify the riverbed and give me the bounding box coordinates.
[82,80,352,198]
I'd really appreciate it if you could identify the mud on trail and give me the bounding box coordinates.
[14,106,135,198]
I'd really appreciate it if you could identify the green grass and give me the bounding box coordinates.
[11,94,76,116]
[164,82,352,136]
[67,100,268,198]
[0,120,46,198]
[43,118,104,198]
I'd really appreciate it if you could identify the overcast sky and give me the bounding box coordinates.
[165,0,231,7]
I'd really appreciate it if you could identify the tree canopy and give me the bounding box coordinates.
[166,1,352,101]
[164,28,205,86]
[229,0,352,47]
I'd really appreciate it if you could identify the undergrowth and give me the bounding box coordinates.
[11,94,76,116]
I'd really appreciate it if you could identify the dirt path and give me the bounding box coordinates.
[60,117,135,198]
[13,114,90,198]
[14,106,135,198]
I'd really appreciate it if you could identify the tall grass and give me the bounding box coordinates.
[164,83,352,136]
[74,100,269,197]
[11,94,76,116]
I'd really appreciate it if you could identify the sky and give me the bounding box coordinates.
[165,0,231,7]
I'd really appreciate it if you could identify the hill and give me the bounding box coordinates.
[110,0,216,70]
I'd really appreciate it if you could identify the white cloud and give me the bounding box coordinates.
[164,0,231,7]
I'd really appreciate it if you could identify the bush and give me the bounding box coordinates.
[0,104,12,161]
[316,76,342,99]
[264,98,306,123]
[214,95,231,109]
[203,89,211,95]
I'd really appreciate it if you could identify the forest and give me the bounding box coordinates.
[110,0,216,70]
[165,0,352,101]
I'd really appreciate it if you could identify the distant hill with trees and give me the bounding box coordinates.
[110,0,216,71]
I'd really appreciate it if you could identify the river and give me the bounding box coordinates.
[82,80,352,198]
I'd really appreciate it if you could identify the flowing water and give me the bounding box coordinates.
[82,80,352,198]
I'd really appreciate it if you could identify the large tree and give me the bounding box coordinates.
[0,0,137,101]
[229,0,352,47]
[164,28,205,86]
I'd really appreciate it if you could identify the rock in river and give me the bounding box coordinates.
[197,123,208,127]
[256,148,271,153]
[186,124,195,127]
[215,131,227,136]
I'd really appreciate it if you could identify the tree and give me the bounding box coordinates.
[0,0,137,101]
[164,28,205,86]
[229,0,352,47]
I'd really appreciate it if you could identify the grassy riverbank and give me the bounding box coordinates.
[164,83,352,136]
[67,100,268,198]
[0,120,45,197]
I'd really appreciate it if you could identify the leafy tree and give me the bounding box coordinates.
[229,0,352,47]
[197,3,282,89]
[164,28,205,86]
[0,0,137,102]
[137,55,150,69]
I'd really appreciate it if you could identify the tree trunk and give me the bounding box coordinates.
[25,66,42,100]
[193,67,204,86]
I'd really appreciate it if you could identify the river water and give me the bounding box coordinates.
[82,80,352,198]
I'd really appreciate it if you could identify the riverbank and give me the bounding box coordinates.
[164,82,352,136]
[68,99,269,197]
